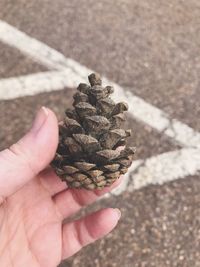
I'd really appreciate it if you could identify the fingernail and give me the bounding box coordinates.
[31,107,49,134]
[114,208,121,220]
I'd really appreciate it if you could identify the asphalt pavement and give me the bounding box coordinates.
[0,1,200,266]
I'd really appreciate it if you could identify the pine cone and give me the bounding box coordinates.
[51,73,136,190]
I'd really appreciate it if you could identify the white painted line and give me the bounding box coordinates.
[1,70,199,149]
[0,20,66,70]
[0,20,94,76]
[1,19,199,148]
[111,148,200,195]
[0,20,199,147]
[164,119,200,149]
[109,82,200,149]
[130,148,200,190]
[0,71,86,100]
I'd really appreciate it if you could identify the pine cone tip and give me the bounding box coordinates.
[88,73,102,86]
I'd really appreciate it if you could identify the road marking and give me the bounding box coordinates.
[1,70,200,149]
[0,19,200,148]
[130,148,200,190]
[0,71,84,100]
[0,20,92,74]
[0,20,68,70]
[107,81,200,149]
[0,20,200,192]
[112,148,200,195]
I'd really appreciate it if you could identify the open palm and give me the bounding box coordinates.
[0,108,121,267]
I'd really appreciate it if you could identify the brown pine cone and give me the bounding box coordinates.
[51,73,136,190]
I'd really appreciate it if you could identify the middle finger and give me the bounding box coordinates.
[52,176,123,220]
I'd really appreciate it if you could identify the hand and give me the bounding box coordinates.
[0,107,121,267]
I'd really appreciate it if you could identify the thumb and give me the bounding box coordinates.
[0,107,58,198]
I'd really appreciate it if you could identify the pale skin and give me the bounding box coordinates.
[0,107,121,267]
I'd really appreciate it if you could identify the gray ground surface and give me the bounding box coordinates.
[0,1,200,266]
[0,42,46,78]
